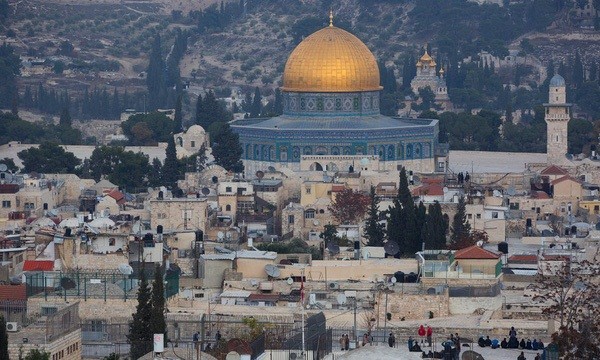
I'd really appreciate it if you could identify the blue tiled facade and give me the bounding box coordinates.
[231,91,439,165]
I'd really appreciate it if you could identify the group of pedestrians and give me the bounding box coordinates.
[338,333,350,351]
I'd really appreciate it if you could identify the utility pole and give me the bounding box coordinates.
[353,297,357,346]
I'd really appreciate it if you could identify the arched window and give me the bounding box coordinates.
[304,209,315,219]
[225,204,231,211]
[303,146,312,155]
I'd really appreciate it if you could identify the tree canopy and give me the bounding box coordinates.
[328,188,370,225]
[121,112,175,145]
[18,142,81,174]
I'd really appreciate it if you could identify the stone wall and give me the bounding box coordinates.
[448,296,502,315]
[377,292,450,321]
[28,298,136,323]
[8,328,81,360]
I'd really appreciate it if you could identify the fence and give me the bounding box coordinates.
[25,268,179,301]
[448,283,501,298]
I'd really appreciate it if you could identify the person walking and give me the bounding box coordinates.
[340,334,345,351]
[344,334,349,350]
[388,332,395,348]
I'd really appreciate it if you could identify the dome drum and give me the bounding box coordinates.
[283,91,380,116]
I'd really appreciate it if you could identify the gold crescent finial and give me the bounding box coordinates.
[329,9,334,27]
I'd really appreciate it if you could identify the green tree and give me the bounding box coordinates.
[0,315,8,360]
[211,122,243,173]
[86,146,151,189]
[102,354,120,360]
[174,95,183,133]
[24,349,50,360]
[428,201,448,249]
[387,168,419,256]
[146,35,167,110]
[250,87,262,118]
[450,196,471,247]
[59,107,72,127]
[128,267,153,360]
[195,91,230,129]
[0,43,21,110]
[364,186,386,247]
[18,142,80,173]
[121,112,175,145]
[150,264,167,347]
[161,136,181,190]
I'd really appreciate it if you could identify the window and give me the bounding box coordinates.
[41,306,57,315]
[109,238,116,246]
[492,212,499,219]
[225,204,231,211]
[305,187,311,194]
[191,141,196,148]
[1,200,11,208]
[194,293,204,298]
[476,214,481,219]
[305,210,315,219]
[288,215,294,224]
[467,214,472,219]
[24,202,35,210]
[226,187,232,193]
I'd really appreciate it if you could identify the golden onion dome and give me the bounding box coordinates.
[419,50,436,66]
[281,25,382,93]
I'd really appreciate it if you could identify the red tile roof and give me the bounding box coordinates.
[551,175,582,186]
[0,284,26,301]
[531,191,550,199]
[508,255,538,263]
[331,185,346,192]
[107,189,126,205]
[455,245,501,260]
[412,183,444,196]
[23,260,54,271]
[541,165,568,176]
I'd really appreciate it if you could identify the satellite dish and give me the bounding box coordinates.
[384,241,400,256]
[255,170,264,180]
[327,242,340,255]
[391,277,397,284]
[0,164,7,172]
[217,231,225,240]
[201,187,210,195]
[476,240,484,247]
[225,232,232,240]
[336,294,347,305]
[118,263,134,275]
[443,187,449,193]
[507,186,516,196]
[286,277,293,285]
[265,264,281,278]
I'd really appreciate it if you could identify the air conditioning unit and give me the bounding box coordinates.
[6,322,18,332]
[328,282,340,290]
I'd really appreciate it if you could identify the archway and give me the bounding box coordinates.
[310,162,323,171]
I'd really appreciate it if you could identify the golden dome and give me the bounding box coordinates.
[282,26,382,93]
[419,50,436,66]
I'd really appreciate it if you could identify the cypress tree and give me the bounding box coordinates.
[273,89,283,115]
[572,51,584,88]
[364,186,386,246]
[387,168,419,256]
[150,264,167,347]
[250,86,262,118]
[195,94,204,126]
[128,267,152,360]
[59,106,72,127]
[428,201,448,249]
[450,196,471,247]
[174,95,183,132]
[147,35,167,110]
[212,122,243,172]
[161,136,180,190]
[589,62,598,82]
[0,314,8,360]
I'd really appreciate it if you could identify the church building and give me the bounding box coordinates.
[410,49,450,109]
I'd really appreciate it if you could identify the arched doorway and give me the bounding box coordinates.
[310,162,323,171]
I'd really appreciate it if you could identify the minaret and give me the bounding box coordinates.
[544,74,571,164]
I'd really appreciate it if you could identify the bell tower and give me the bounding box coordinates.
[544,74,571,164]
